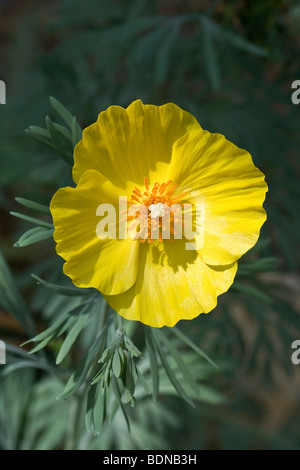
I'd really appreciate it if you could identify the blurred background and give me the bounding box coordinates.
[0,0,300,450]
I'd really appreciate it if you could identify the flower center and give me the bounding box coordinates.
[127,177,186,244]
[148,202,166,219]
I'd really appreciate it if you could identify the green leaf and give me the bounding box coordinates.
[1,360,50,376]
[124,336,142,358]
[231,281,273,303]
[25,127,56,150]
[118,346,125,368]
[154,329,199,396]
[196,385,226,405]
[90,365,105,386]
[136,366,151,395]
[172,326,217,368]
[56,308,91,364]
[71,116,82,147]
[99,17,164,47]
[45,115,73,165]
[24,312,69,345]
[98,334,122,365]
[14,227,54,247]
[24,302,89,346]
[247,237,271,254]
[111,377,130,432]
[53,122,73,143]
[28,333,58,354]
[151,330,195,408]
[98,347,112,365]
[31,274,92,297]
[10,212,53,229]
[224,31,268,57]
[112,350,122,378]
[202,25,221,92]
[5,343,39,360]
[15,197,50,215]
[144,327,159,400]
[85,384,98,433]
[92,386,106,434]
[103,361,112,388]
[238,257,278,275]
[57,330,107,399]
[0,250,34,335]
[155,21,180,85]
[123,356,136,403]
[49,96,74,130]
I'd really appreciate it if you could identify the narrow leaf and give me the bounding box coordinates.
[152,331,195,408]
[50,96,74,130]
[0,250,34,335]
[15,197,50,215]
[71,116,82,147]
[154,329,199,395]
[144,327,159,400]
[225,31,267,57]
[112,350,122,378]
[92,386,106,434]
[25,127,56,150]
[123,356,136,403]
[136,366,151,394]
[111,377,130,432]
[202,23,221,91]
[14,227,54,247]
[31,274,92,296]
[85,384,97,433]
[45,115,73,164]
[155,21,180,85]
[172,326,217,368]
[231,281,273,303]
[10,212,53,229]
[57,330,107,399]
[56,309,91,364]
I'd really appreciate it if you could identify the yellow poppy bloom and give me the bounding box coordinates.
[50,99,267,328]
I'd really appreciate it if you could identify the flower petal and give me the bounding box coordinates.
[104,239,237,328]
[50,169,139,295]
[73,99,201,190]
[167,130,268,265]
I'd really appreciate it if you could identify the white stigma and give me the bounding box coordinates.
[148,202,166,219]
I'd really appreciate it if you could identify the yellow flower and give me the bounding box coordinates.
[50,100,267,328]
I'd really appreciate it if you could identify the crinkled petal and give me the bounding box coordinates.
[50,169,139,295]
[73,99,201,190]
[167,130,268,265]
[104,239,237,328]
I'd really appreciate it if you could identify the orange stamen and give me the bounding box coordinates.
[127,177,187,244]
[165,183,177,196]
[144,176,149,190]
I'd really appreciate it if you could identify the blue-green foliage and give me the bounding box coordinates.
[0,0,300,450]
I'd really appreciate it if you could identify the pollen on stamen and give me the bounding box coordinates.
[127,177,187,244]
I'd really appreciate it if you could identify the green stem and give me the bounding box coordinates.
[116,312,124,331]
[98,296,111,332]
